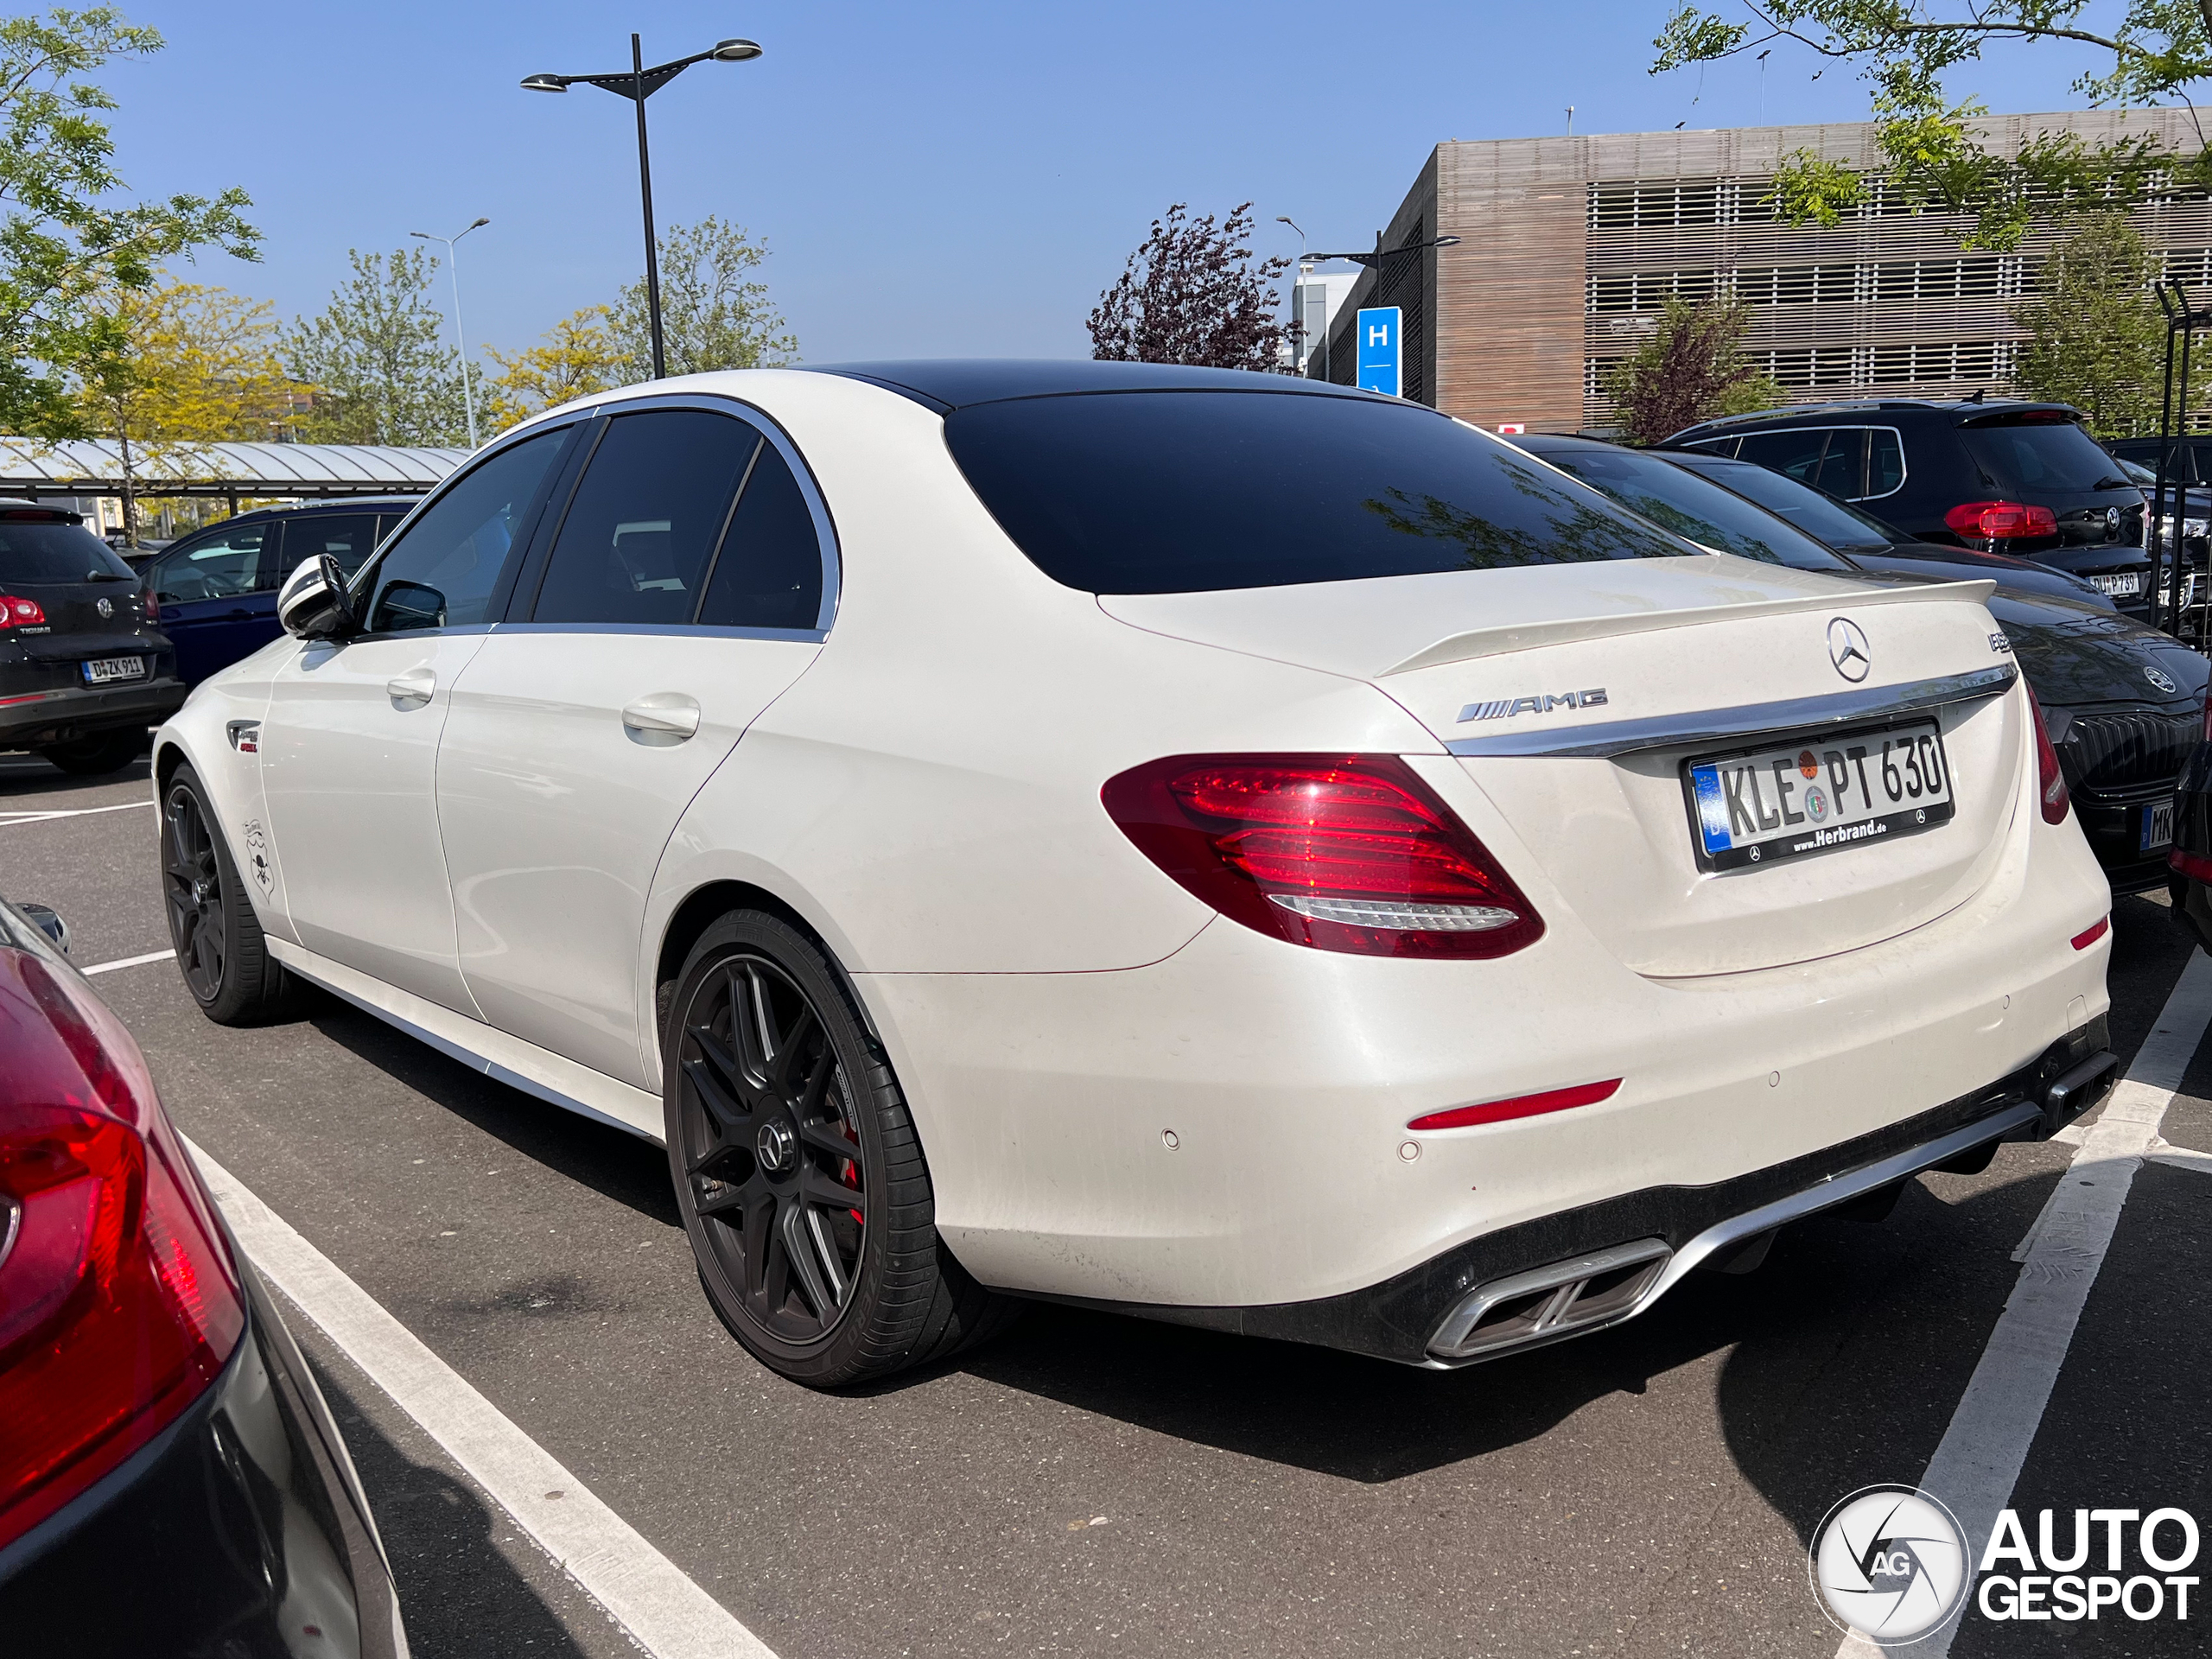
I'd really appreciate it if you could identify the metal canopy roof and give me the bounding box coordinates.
[0,436,468,499]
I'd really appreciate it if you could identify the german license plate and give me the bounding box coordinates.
[2092,571,2143,597]
[1686,719,1956,872]
[80,655,146,683]
[2142,799,2175,854]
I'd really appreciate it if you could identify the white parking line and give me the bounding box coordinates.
[0,799,155,825]
[1836,949,2212,1659]
[81,949,174,976]
[184,1137,779,1659]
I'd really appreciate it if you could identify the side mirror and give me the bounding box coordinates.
[374,580,447,632]
[277,553,361,639]
[15,900,70,957]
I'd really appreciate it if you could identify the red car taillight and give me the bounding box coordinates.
[1943,500,2058,541]
[142,586,158,622]
[2029,696,2070,825]
[0,594,45,629]
[0,950,244,1551]
[1101,754,1544,958]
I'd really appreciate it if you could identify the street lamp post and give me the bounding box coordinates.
[522,35,762,380]
[410,216,490,448]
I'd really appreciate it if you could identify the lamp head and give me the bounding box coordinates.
[711,38,762,60]
[520,73,569,92]
[468,217,490,230]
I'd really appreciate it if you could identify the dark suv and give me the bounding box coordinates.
[0,506,183,773]
[145,498,416,685]
[1663,400,2153,615]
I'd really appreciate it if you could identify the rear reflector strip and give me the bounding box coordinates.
[0,690,60,707]
[2069,917,2110,951]
[1408,1078,1620,1133]
[2171,849,2212,885]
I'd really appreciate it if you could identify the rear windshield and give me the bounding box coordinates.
[941,391,1694,594]
[0,519,133,584]
[1961,419,2129,496]
[1669,454,1900,549]
[1527,446,1853,573]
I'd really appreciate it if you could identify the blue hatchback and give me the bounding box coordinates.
[145,499,420,685]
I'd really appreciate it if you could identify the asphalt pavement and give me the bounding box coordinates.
[6,748,2208,1658]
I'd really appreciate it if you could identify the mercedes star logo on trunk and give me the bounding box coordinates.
[1827,617,1872,683]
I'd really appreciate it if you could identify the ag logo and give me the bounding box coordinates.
[242,818,274,896]
[1809,1485,1969,1643]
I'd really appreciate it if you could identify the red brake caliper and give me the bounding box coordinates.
[842,1126,863,1224]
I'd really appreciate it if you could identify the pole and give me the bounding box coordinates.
[448,244,478,448]
[2154,285,2182,636]
[633,33,666,380]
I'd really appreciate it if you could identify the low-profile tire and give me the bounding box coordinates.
[663,910,1020,1387]
[40,730,146,775]
[162,763,312,1025]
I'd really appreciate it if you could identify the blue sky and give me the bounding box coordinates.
[106,1,2141,364]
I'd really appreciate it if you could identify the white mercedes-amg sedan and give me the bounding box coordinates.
[154,362,2119,1386]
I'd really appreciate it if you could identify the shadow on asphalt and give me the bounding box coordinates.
[300,1348,598,1659]
[0,752,150,799]
[303,1000,679,1228]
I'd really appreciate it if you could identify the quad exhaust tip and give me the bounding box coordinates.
[1427,1237,1671,1362]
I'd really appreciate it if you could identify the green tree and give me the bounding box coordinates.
[0,8,258,434]
[284,247,468,446]
[2009,213,2166,435]
[1652,3,2212,250]
[608,215,796,375]
[1603,296,1783,445]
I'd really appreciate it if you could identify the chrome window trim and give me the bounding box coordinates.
[535,386,843,635]
[1732,422,1910,503]
[1445,663,2017,759]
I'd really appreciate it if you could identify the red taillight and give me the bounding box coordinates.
[2029,696,2070,825]
[0,950,244,1551]
[0,594,45,629]
[2070,917,2110,950]
[1943,500,2058,541]
[1101,754,1544,958]
[2171,848,2212,884]
[142,586,158,622]
[1408,1078,1620,1133]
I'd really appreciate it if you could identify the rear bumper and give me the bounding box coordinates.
[2074,785,2181,892]
[0,677,188,747]
[1071,1020,2115,1367]
[0,1255,405,1656]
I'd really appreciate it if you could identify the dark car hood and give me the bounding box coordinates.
[1845,541,2117,607]
[1840,566,2204,709]
[1987,592,2208,710]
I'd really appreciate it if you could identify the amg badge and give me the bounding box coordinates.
[1458,688,1608,723]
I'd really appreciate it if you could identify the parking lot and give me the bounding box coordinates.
[8,747,2209,1658]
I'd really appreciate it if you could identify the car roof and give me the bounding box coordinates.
[804,359,1381,413]
[1667,397,2086,443]
[167,496,423,533]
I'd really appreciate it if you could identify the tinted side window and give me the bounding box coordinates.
[1680,436,1741,458]
[944,391,1692,594]
[1867,429,1905,496]
[531,411,757,626]
[1809,429,1865,499]
[280,513,381,588]
[1736,429,1829,486]
[364,429,569,632]
[151,524,267,601]
[696,440,824,629]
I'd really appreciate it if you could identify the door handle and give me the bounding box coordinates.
[621,692,701,742]
[386,666,435,707]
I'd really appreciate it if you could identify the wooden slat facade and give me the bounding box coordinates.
[1325,109,2212,432]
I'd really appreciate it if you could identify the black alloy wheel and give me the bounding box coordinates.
[160,764,305,1025]
[677,950,868,1343]
[664,912,1019,1386]
[163,780,227,1003]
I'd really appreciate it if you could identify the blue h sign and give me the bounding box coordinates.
[1356,306,1402,396]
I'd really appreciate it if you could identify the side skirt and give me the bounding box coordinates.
[264,938,664,1142]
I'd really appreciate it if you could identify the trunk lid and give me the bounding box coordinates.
[1103,556,2024,977]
